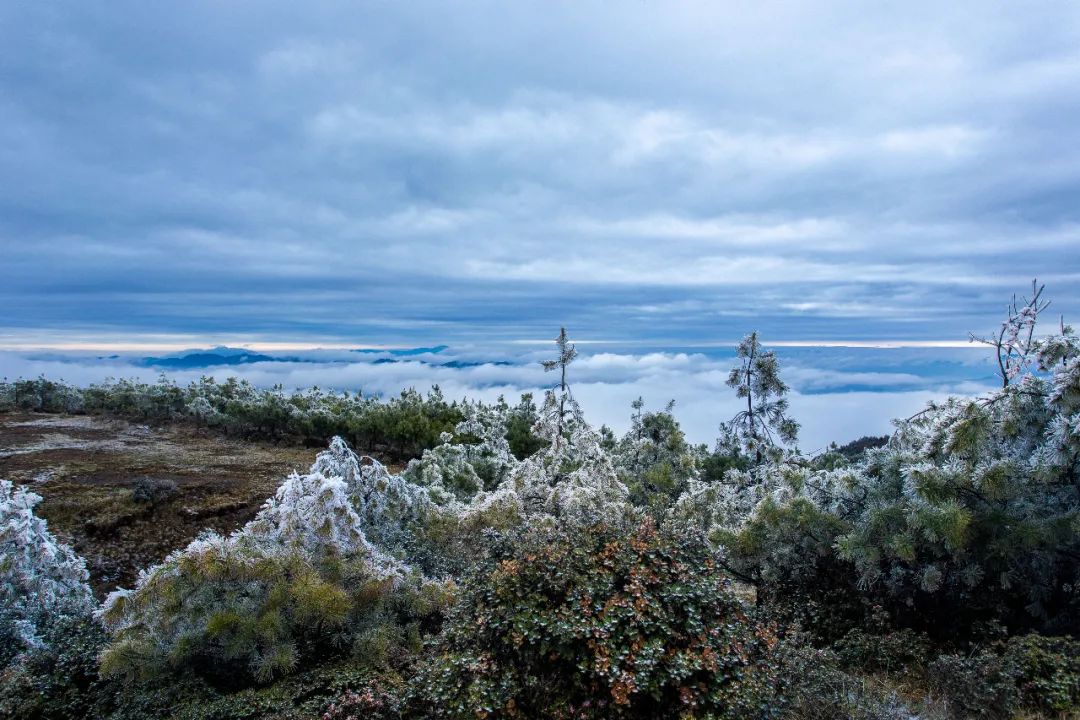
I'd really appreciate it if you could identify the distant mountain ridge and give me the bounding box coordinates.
[134,344,514,370]
[139,352,278,369]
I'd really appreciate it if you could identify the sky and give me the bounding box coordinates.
[1,2,1077,446]
[1,0,1078,348]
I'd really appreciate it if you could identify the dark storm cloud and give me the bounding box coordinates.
[2,0,1079,346]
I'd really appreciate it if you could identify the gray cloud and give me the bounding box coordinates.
[1,1,1078,346]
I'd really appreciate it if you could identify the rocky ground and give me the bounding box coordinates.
[0,412,327,597]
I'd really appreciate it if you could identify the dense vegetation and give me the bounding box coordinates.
[2,293,1078,719]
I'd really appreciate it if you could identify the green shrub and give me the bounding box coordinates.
[0,615,112,720]
[833,628,929,672]
[775,644,917,720]
[322,679,404,720]
[1003,633,1080,714]
[411,518,785,719]
[832,621,932,673]
[105,661,393,720]
[927,649,1019,719]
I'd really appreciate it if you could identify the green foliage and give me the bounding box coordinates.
[5,312,1079,719]
[0,615,111,720]
[98,537,449,685]
[1003,633,1080,714]
[105,661,394,720]
[832,436,889,461]
[412,519,785,719]
[774,644,917,720]
[615,399,700,513]
[695,464,856,610]
[504,393,547,460]
[833,385,1080,634]
[927,649,1020,719]
[701,328,1080,641]
[699,448,749,483]
[832,626,932,673]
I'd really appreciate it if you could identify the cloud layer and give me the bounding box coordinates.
[1,1,1078,345]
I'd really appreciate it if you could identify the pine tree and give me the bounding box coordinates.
[719,332,799,465]
[540,327,578,447]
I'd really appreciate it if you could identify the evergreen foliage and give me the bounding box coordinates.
[97,442,451,683]
[613,398,701,513]
[719,332,799,465]
[0,479,95,665]
[683,325,1080,639]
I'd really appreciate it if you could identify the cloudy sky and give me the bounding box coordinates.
[2,1,1078,349]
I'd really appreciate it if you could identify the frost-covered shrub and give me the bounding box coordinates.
[612,399,701,513]
[345,385,636,575]
[0,479,94,666]
[833,338,1080,631]
[301,398,631,577]
[308,436,476,576]
[100,537,405,683]
[412,519,785,719]
[665,463,853,605]
[401,403,518,502]
[503,390,632,529]
[98,442,451,683]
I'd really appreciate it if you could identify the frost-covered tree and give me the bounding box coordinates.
[613,398,700,512]
[540,326,578,446]
[505,386,632,528]
[0,480,94,666]
[830,329,1080,633]
[401,402,517,501]
[719,332,799,465]
[970,279,1051,387]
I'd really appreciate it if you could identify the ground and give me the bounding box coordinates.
[0,412,327,597]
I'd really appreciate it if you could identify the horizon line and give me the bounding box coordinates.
[0,339,984,353]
